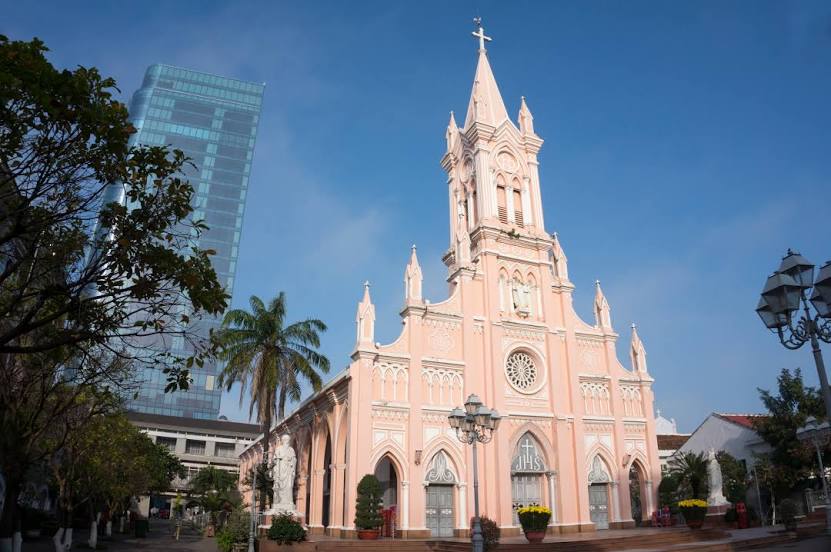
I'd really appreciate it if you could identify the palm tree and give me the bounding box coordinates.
[668,451,709,499]
[214,292,329,464]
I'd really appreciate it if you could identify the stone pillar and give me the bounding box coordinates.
[401,481,410,530]
[610,482,621,523]
[308,469,326,528]
[457,482,468,529]
[546,471,558,524]
[295,474,309,524]
[506,186,516,223]
[330,464,346,528]
[645,480,654,520]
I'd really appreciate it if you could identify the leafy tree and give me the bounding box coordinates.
[242,462,274,509]
[189,466,241,523]
[715,451,748,504]
[213,293,329,508]
[753,368,828,493]
[658,472,681,512]
[668,451,709,500]
[0,35,226,541]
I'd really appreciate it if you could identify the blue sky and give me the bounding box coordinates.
[5,1,830,432]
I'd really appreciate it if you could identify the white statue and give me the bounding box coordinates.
[706,448,728,506]
[272,434,297,513]
[512,280,531,314]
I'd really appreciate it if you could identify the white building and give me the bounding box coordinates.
[654,410,689,473]
[674,413,770,466]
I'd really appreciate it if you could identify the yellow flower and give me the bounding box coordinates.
[516,505,552,515]
[677,499,707,508]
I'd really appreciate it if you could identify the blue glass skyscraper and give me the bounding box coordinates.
[125,64,264,419]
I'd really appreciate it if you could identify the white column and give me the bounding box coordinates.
[610,482,621,523]
[546,472,557,524]
[466,191,474,228]
[645,480,654,519]
[457,482,468,528]
[401,481,410,529]
[506,186,516,223]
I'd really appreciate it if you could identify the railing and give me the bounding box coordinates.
[805,488,829,512]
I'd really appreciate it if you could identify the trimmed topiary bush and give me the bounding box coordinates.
[267,513,306,544]
[354,474,383,530]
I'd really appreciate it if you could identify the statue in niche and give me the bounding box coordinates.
[512,280,531,315]
[272,434,297,513]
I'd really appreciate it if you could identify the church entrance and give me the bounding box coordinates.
[374,456,398,509]
[424,451,457,537]
[425,485,454,537]
[511,433,547,525]
[587,455,612,530]
[589,485,609,529]
[629,464,643,526]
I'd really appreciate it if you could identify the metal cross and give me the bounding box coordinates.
[472,17,492,51]
[521,437,535,459]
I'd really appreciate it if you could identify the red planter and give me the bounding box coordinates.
[686,519,704,529]
[357,529,380,540]
[524,530,546,543]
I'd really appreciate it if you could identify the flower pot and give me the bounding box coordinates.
[524,530,546,543]
[357,529,380,540]
[686,519,704,529]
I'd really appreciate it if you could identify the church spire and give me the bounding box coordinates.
[594,280,612,330]
[355,281,375,349]
[404,244,423,304]
[445,111,458,151]
[464,19,509,129]
[518,96,535,135]
[630,322,649,374]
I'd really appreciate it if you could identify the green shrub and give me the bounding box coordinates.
[354,474,383,530]
[724,508,738,523]
[267,513,306,544]
[217,510,250,551]
[472,516,500,551]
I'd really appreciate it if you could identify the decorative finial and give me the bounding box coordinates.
[472,17,492,52]
[363,280,370,289]
[411,244,417,251]
[595,279,601,287]
[632,322,637,330]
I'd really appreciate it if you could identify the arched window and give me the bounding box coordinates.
[496,176,508,224]
[513,188,523,227]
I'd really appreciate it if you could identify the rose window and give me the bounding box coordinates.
[505,352,538,392]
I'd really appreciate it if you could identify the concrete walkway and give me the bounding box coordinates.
[19,519,218,552]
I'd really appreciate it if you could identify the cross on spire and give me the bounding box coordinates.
[472,17,492,52]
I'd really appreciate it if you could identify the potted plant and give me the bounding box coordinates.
[778,499,798,532]
[677,499,707,529]
[258,513,308,551]
[516,505,551,543]
[473,516,500,551]
[354,474,383,540]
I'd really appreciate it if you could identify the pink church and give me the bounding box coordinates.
[239,28,660,538]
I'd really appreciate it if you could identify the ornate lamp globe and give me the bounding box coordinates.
[464,394,483,416]
[756,297,786,329]
[778,249,815,289]
[761,272,801,316]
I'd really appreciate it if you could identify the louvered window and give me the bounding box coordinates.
[497,185,508,223]
[513,190,524,227]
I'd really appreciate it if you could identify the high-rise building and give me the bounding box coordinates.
[125,64,264,419]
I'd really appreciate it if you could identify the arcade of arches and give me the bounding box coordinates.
[239,26,660,538]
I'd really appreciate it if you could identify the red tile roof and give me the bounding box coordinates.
[715,413,769,430]
[657,434,690,450]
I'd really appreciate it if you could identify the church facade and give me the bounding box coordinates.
[239,30,660,537]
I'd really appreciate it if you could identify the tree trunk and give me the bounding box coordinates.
[278,386,287,420]
[11,531,21,552]
[0,473,21,546]
[88,520,97,549]
[259,417,271,511]
[106,520,112,537]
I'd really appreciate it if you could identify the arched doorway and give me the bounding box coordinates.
[425,450,456,537]
[588,455,612,530]
[629,463,643,526]
[374,455,398,509]
[322,433,332,528]
[511,433,547,524]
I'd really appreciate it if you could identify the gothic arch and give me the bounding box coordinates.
[423,449,460,484]
[369,443,408,480]
[507,422,555,469]
[585,449,614,484]
[421,438,465,481]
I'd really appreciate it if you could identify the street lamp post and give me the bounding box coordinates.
[249,451,269,552]
[448,395,502,552]
[797,417,831,534]
[757,250,831,533]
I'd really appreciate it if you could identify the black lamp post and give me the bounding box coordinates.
[757,250,831,531]
[449,395,501,552]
